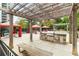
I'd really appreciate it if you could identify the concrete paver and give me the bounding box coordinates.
[1,33,79,56]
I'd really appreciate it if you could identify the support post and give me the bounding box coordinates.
[9,14,14,49]
[27,20,30,33]
[69,15,73,44]
[39,20,42,40]
[30,19,33,42]
[69,4,78,55]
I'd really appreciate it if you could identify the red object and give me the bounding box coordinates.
[18,26,22,37]
[0,23,22,37]
[13,31,16,34]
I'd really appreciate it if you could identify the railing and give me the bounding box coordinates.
[0,40,18,56]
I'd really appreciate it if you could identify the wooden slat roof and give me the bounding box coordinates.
[0,3,75,19]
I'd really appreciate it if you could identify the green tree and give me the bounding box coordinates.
[18,18,29,29]
[55,16,69,30]
[56,16,69,24]
[41,19,55,27]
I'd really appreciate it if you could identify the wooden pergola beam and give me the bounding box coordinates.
[25,3,57,15]
[29,4,71,17]
[0,8,30,19]
[10,3,19,10]
[14,3,28,12]
[1,3,77,20]
[29,6,72,19]
[69,3,78,56]
[29,4,62,16]
[21,4,58,16]
[30,6,72,20]
[22,4,35,14]
[9,14,14,49]
[53,6,72,18]
[18,3,35,16]
[0,4,73,20]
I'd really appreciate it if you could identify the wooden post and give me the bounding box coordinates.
[30,19,33,42]
[39,20,42,40]
[69,15,73,44]
[69,4,78,55]
[9,14,14,49]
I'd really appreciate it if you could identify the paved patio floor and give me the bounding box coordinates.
[1,33,79,56]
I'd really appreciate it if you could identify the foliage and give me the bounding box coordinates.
[18,18,29,29]
[32,18,40,25]
[55,16,69,30]
[17,13,79,30]
[41,19,55,28]
[56,16,69,24]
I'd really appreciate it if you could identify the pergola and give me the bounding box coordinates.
[0,3,79,55]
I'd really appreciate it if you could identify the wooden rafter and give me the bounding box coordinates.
[29,6,72,19]
[29,4,72,17]
[0,3,77,19]
[24,3,58,16]
[10,3,19,10]
[13,3,28,12]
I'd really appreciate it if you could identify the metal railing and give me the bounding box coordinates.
[0,40,18,56]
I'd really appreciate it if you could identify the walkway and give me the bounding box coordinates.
[1,33,79,56]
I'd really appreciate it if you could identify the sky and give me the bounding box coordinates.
[13,16,20,24]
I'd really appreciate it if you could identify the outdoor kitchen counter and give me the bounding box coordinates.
[41,31,69,43]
